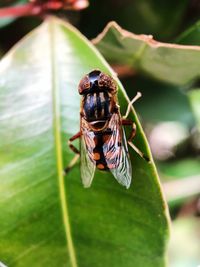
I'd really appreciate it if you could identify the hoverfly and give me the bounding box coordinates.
[67,70,148,188]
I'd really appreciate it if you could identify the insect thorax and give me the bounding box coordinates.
[83,91,112,122]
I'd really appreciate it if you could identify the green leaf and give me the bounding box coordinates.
[188,89,200,130]
[159,158,200,180]
[175,20,200,46]
[93,22,200,86]
[0,17,169,267]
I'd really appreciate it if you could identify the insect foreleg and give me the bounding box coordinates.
[122,119,136,141]
[123,92,142,119]
[122,119,150,162]
[68,131,81,154]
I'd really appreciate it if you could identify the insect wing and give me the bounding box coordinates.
[110,128,132,188]
[80,135,96,188]
[103,113,132,188]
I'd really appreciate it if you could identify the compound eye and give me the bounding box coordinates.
[98,73,117,93]
[78,75,90,95]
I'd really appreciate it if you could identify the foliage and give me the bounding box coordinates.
[0,1,199,267]
[0,17,169,267]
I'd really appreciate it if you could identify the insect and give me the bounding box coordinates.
[67,70,148,188]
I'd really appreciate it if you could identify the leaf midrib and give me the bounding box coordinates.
[49,20,78,267]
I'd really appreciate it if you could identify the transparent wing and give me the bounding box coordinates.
[109,128,132,188]
[103,113,132,188]
[80,136,96,188]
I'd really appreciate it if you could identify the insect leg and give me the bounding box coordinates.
[122,119,136,140]
[68,131,81,154]
[123,92,142,119]
[64,131,81,175]
[122,119,150,162]
[64,154,80,175]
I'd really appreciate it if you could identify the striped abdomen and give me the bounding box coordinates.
[83,91,111,121]
[92,130,121,171]
[82,121,122,171]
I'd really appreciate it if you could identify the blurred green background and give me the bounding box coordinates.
[0,1,199,266]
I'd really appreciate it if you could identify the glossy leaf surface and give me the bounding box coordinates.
[0,17,169,267]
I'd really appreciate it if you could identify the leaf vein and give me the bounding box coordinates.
[49,20,78,267]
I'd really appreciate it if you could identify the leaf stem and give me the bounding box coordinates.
[0,4,41,18]
[0,1,89,18]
